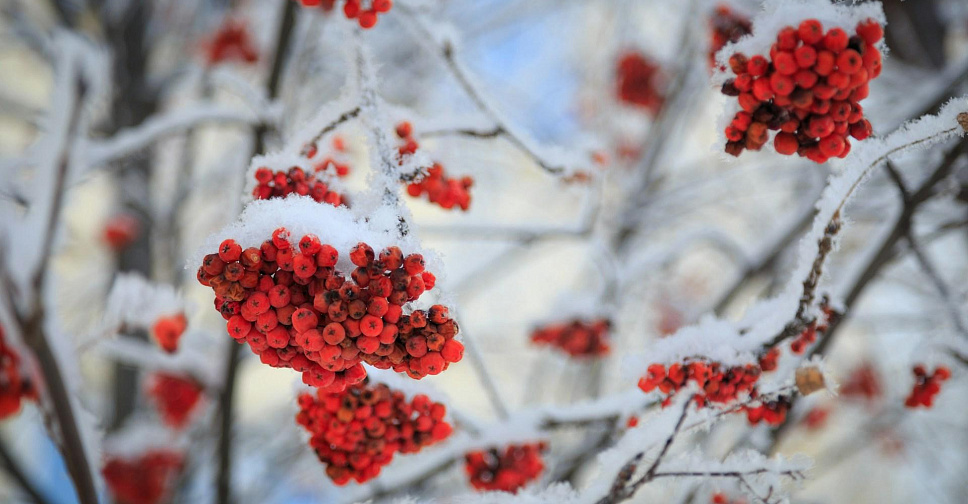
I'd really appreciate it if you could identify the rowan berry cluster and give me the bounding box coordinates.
[904,365,950,408]
[252,166,346,207]
[708,4,751,69]
[395,122,473,211]
[294,0,392,29]
[102,451,183,504]
[464,442,546,493]
[204,20,258,66]
[616,51,664,115]
[530,318,610,358]
[296,379,453,484]
[103,213,140,251]
[840,362,881,401]
[742,396,790,426]
[721,18,883,162]
[147,373,204,430]
[637,356,775,407]
[0,326,36,420]
[196,230,464,392]
[802,405,830,430]
[151,313,187,354]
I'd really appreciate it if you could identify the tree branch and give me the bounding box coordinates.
[17,74,100,504]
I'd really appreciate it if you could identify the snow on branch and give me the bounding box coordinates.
[631,98,968,369]
[79,103,278,172]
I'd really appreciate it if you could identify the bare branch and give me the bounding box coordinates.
[906,232,968,339]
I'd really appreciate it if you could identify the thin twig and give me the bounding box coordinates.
[18,73,100,504]
[906,233,968,339]
[300,106,362,156]
[596,399,691,504]
[396,4,571,175]
[763,125,966,350]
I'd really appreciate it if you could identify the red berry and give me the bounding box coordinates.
[798,19,824,45]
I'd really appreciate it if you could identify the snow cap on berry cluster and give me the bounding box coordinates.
[191,195,441,276]
[712,0,886,82]
[103,273,192,331]
[710,0,886,157]
[623,315,761,377]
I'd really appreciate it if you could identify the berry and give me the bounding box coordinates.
[798,19,824,45]
[203,20,258,66]
[152,313,188,353]
[856,18,883,45]
[103,451,183,504]
[616,51,665,115]
[708,5,752,70]
[294,0,392,29]
[0,325,37,420]
[103,214,140,251]
[904,365,950,408]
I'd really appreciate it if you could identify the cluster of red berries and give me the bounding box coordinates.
[638,352,777,407]
[841,362,881,401]
[0,326,36,420]
[197,230,464,392]
[204,20,258,66]
[530,318,610,358]
[801,405,830,430]
[151,313,187,354]
[294,0,392,29]
[904,365,950,408]
[253,166,346,207]
[147,373,204,430]
[464,442,546,493]
[616,51,665,115]
[721,18,883,162]
[103,213,140,251]
[296,380,453,484]
[708,4,752,69]
[395,122,473,211]
[742,396,790,426]
[102,451,183,504]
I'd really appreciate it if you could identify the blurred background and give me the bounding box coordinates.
[1,0,967,503]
